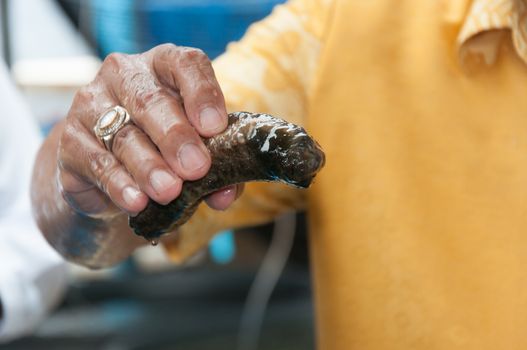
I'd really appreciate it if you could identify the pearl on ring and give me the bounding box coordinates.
[93,106,132,151]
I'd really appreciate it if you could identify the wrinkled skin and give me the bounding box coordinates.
[58,45,242,216]
[31,44,243,268]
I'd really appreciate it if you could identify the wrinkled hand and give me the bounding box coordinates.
[58,44,242,219]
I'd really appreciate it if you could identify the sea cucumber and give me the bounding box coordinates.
[129,111,325,241]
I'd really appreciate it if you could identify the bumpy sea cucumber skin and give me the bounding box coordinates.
[129,112,325,241]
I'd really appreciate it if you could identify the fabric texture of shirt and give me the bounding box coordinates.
[0,63,67,342]
[163,0,527,348]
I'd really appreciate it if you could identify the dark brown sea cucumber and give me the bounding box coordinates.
[129,111,325,241]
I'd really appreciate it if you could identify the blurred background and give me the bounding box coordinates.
[0,0,315,349]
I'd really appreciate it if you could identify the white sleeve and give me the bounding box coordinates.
[0,63,67,342]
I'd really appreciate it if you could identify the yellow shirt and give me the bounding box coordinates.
[165,0,527,348]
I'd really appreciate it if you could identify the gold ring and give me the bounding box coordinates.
[93,106,132,151]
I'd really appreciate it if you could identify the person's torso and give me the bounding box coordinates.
[307,1,527,348]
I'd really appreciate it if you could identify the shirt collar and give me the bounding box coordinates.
[457,0,527,68]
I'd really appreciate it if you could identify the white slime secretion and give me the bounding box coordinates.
[232,112,308,153]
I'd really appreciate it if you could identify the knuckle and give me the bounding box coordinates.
[111,124,136,156]
[99,167,122,195]
[127,71,152,87]
[69,85,101,119]
[58,119,81,164]
[72,86,95,105]
[133,84,165,111]
[177,47,209,67]
[120,72,161,110]
[102,52,128,70]
[163,121,193,140]
[159,43,178,58]
[115,124,136,142]
[157,43,177,53]
[59,119,76,146]
[194,83,219,101]
[88,151,119,183]
[151,43,179,65]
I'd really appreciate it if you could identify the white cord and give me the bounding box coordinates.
[237,213,296,350]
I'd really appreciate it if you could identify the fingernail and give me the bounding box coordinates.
[123,186,142,206]
[199,107,223,132]
[179,143,207,172]
[150,169,177,194]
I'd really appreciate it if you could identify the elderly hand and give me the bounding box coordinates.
[58,44,242,219]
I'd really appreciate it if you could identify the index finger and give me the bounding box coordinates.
[151,44,228,137]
